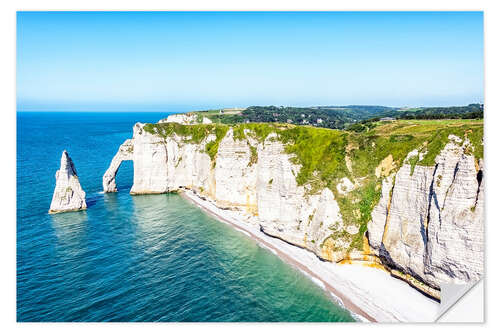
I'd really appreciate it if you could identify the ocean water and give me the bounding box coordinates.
[16,112,355,322]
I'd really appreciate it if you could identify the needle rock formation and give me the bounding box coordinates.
[49,150,87,214]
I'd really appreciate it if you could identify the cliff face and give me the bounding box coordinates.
[103,121,484,293]
[127,123,214,194]
[111,125,346,258]
[367,136,484,289]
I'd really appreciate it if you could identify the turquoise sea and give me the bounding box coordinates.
[16,112,355,322]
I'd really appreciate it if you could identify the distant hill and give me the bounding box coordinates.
[394,104,483,120]
[192,104,483,129]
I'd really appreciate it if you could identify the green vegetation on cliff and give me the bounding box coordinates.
[143,122,227,145]
[143,122,229,163]
[337,119,483,250]
[205,125,230,162]
[279,127,348,190]
[143,119,483,251]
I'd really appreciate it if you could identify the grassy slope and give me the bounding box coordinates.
[144,119,483,251]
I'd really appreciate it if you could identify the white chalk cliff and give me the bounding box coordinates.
[103,122,484,297]
[367,136,484,291]
[49,150,87,214]
[158,113,212,125]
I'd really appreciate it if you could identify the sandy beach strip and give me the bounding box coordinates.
[179,189,440,323]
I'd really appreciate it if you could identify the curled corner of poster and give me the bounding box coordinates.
[436,279,484,323]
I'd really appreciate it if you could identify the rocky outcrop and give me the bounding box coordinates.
[104,123,484,293]
[367,136,484,289]
[49,150,87,214]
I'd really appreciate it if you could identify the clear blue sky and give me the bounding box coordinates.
[17,11,484,112]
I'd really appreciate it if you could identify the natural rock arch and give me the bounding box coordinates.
[103,139,134,192]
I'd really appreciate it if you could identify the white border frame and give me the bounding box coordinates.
[3,1,498,332]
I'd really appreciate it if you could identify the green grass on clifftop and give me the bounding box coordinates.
[279,127,349,190]
[143,119,483,251]
[143,122,229,163]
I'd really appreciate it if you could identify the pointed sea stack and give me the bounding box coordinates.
[49,150,87,214]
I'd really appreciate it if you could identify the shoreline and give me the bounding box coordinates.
[179,189,440,323]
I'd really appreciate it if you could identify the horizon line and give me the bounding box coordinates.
[16,102,484,113]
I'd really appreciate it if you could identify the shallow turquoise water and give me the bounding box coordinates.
[17,112,355,322]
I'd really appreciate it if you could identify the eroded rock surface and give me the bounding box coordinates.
[49,150,87,214]
[367,138,484,288]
